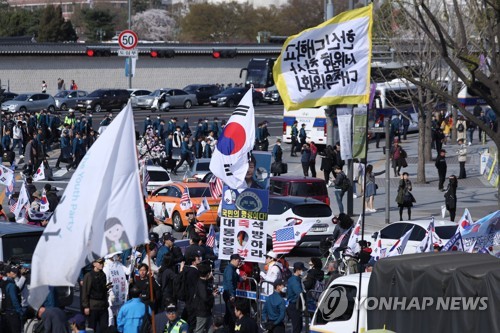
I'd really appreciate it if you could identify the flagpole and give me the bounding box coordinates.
[146,243,157,333]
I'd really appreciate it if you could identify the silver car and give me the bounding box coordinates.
[133,89,162,109]
[1,93,56,113]
[128,89,152,109]
[163,88,197,109]
[54,90,88,111]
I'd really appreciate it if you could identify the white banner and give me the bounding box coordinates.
[273,4,373,110]
[103,259,129,307]
[337,108,353,161]
[33,162,45,181]
[29,103,148,309]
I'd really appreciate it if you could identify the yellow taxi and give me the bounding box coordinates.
[147,180,220,232]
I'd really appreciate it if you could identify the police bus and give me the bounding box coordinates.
[282,106,329,146]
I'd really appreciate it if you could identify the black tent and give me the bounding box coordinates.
[368,252,500,333]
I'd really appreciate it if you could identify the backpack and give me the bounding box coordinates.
[140,303,152,333]
[341,176,351,192]
[457,123,464,132]
[172,269,188,302]
[311,279,326,301]
[276,265,293,283]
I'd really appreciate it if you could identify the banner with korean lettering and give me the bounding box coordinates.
[273,4,373,111]
[219,186,269,263]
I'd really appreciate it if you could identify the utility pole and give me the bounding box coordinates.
[385,119,391,224]
[325,0,336,147]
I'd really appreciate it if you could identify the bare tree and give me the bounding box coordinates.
[374,2,446,183]
[387,0,500,203]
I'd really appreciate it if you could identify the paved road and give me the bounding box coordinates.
[4,103,497,256]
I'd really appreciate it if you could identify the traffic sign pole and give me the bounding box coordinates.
[119,29,138,89]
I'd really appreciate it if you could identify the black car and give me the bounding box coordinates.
[0,90,18,104]
[209,87,263,107]
[75,89,130,113]
[183,84,221,105]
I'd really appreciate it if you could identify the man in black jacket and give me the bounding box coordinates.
[81,258,108,333]
[193,263,215,333]
[435,149,447,191]
[183,254,202,333]
[44,184,59,212]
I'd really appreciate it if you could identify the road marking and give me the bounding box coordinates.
[53,169,68,178]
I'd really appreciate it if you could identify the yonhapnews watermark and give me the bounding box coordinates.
[317,286,489,321]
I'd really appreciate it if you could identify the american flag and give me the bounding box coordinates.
[9,200,17,213]
[180,187,192,211]
[272,226,297,254]
[206,224,216,248]
[209,175,223,199]
[239,220,249,228]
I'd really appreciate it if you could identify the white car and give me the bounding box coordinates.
[372,219,458,254]
[189,158,212,182]
[146,165,172,192]
[267,196,336,248]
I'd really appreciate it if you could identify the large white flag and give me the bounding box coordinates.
[33,162,45,181]
[273,4,373,110]
[209,90,255,189]
[386,227,414,257]
[29,103,148,309]
[13,182,30,220]
[0,164,14,186]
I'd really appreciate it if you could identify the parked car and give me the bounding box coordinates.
[128,89,152,108]
[1,93,56,113]
[269,176,330,205]
[75,89,130,112]
[189,158,212,182]
[371,219,458,255]
[147,181,220,232]
[210,87,263,107]
[132,90,159,109]
[267,196,336,248]
[54,90,88,111]
[161,88,197,109]
[0,90,18,104]
[146,165,172,192]
[263,89,282,104]
[183,84,221,105]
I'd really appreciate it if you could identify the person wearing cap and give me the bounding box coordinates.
[69,313,87,332]
[67,131,83,171]
[211,118,219,139]
[271,139,283,176]
[156,232,184,268]
[81,258,109,333]
[181,117,191,137]
[117,286,151,333]
[55,127,71,170]
[262,279,286,333]
[64,109,76,127]
[287,262,306,333]
[222,254,246,332]
[1,265,24,332]
[166,117,176,137]
[163,303,188,333]
[260,250,283,286]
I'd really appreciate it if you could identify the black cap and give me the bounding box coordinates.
[293,262,306,271]
[163,232,176,242]
[4,265,19,275]
[230,254,244,261]
[166,303,177,312]
[273,279,285,287]
[149,232,159,242]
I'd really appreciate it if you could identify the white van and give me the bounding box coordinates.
[282,106,328,146]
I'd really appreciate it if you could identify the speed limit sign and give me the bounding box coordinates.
[118,30,138,50]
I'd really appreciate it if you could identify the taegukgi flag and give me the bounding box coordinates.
[0,164,14,186]
[29,103,149,309]
[273,4,373,110]
[209,90,255,189]
[33,162,45,181]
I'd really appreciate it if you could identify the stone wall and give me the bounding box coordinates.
[0,55,255,94]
